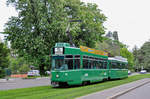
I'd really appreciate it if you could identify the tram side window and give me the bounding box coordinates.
[74,55,80,69]
[89,60,94,69]
[119,63,122,69]
[94,58,99,69]
[111,62,117,69]
[75,59,80,69]
[117,62,121,69]
[121,63,125,69]
[93,61,97,69]
[103,61,107,69]
[96,61,100,69]
[83,59,88,69]
[83,56,94,69]
[65,55,73,69]
[125,64,128,69]
[120,63,122,69]
[99,61,103,69]
[121,63,127,69]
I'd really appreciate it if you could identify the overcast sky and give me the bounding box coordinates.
[1,0,150,50]
[0,0,18,41]
[82,0,150,50]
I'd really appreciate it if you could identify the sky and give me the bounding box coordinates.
[82,0,150,50]
[0,0,18,41]
[0,0,150,50]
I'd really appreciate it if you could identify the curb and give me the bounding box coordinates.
[107,79,150,99]
[0,79,15,83]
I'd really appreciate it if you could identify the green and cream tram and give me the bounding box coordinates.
[51,43,128,87]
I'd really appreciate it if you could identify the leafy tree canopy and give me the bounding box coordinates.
[4,0,106,74]
[96,37,126,57]
[133,41,150,71]
[0,42,9,78]
[120,47,134,69]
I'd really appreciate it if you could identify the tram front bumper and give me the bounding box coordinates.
[51,81,59,87]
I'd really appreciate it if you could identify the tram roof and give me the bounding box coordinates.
[108,56,128,63]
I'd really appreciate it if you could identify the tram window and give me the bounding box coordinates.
[121,63,125,69]
[116,62,120,69]
[90,60,94,69]
[121,63,126,69]
[111,62,117,69]
[83,56,88,58]
[99,61,103,69]
[88,61,92,69]
[75,55,80,58]
[125,64,128,69]
[93,61,95,69]
[74,59,80,69]
[109,62,112,69]
[103,61,107,69]
[93,61,97,69]
[65,55,73,58]
[83,59,88,69]
[97,61,100,69]
[119,63,122,69]
[74,55,80,69]
[55,59,64,69]
[65,55,73,69]
[89,56,93,59]
[65,59,73,69]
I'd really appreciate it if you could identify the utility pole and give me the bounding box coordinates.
[66,20,82,47]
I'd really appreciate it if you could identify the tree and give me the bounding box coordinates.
[5,0,106,75]
[96,37,126,57]
[0,42,9,78]
[9,56,30,74]
[120,48,134,69]
[134,41,150,71]
[132,45,140,71]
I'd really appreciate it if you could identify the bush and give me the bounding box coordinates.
[0,70,6,78]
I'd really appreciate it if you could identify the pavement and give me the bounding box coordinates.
[117,82,150,99]
[76,78,150,99]
[0,77,50,90]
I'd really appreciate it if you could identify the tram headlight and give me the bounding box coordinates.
[56,75,59,78]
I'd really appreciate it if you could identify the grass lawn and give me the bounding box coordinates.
[0,74,150,99]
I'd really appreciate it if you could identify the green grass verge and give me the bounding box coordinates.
[0,74,150,99]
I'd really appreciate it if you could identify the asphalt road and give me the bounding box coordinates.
[117,82,150,99]
[0,77,50,90]
[0,73,144,91]
[129,72,140,76]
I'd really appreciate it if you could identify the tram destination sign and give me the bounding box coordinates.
[54,47,63,55]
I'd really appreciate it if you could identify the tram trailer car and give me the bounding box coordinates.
[51,43,128,87]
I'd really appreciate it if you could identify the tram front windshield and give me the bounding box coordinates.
[52,56,69,70]
[55,59,68,70]
[52,56,79,70]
